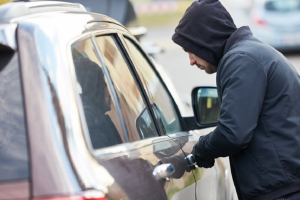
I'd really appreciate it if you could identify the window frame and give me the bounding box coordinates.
[94,33,161,139]
[117,31,187,134]
[68,29,165,156]
[67,30,130,155]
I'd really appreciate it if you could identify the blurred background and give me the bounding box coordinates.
[1,0,300,114]
[132,0,300,114]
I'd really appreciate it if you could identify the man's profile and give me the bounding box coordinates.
[172,0,300,200]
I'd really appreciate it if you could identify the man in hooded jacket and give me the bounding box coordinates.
[172,0,300,200]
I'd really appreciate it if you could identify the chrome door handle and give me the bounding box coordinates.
[152,163,175,180]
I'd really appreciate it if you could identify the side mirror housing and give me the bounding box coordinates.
[183,87,220,131]
[192,87,220,126]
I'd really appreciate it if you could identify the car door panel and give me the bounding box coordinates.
[170,132,220,200]
[176,130,228,200]
[94,146,168,200]
[71,32,195,199]
[137,136,196,200]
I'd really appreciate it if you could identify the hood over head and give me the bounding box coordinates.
[172,0,237,66]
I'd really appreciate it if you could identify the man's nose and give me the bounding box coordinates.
[189,54,196,66]
[190,59,196,66]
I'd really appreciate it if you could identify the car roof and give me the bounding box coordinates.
[0,1,85,21]
[0,1,130,51]
[0,1,123,26]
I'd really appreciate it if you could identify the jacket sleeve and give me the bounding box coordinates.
[198,53,268,159]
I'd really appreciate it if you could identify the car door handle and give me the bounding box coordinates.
[152,163,175,180]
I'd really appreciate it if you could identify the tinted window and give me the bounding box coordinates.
[95,35,159,141]
[123,37,182,135]
[0,51,29,182]
[71,38,125,149]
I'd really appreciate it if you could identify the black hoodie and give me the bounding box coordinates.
[172,0,236,66]
[173,1,300,200]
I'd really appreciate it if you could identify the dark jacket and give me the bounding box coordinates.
[200,26,300,200]
[172,1,300,199]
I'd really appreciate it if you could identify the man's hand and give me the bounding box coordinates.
[192,137,215,168]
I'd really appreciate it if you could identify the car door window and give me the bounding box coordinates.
[0,52,29,182]
[123,37,182,135]
[95,35,159,141]
[71,37,125,149]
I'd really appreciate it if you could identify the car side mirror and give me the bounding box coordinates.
[192,87,220,126]
[182,87,220,131]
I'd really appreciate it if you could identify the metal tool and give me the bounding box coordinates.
[185,154,197,169]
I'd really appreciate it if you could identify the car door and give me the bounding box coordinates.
[70,31,195,200]
[118,33,227,200]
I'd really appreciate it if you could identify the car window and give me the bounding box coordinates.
[71,38,125,149]
[123,37,182,135]
[95,35,159,141]
[0,51,29,182]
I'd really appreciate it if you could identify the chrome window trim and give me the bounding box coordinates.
[90,35,130,142]
[92,134,187,160]
[115,31,164,137]
[118,31,186,133]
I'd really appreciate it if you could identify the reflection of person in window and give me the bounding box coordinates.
[74,57,122,149]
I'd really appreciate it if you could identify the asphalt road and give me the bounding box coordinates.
[142,25,300,115]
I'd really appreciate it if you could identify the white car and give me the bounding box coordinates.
[249,0,300,52]
[0,1,234,200]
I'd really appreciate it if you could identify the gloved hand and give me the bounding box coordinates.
[192,136,215,168]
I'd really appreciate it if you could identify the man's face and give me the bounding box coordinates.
[186,51,217,74]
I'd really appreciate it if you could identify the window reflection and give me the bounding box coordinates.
[197,88,220,124]
[95,35,159,141]
[71,38,124,149]
[123,37,182,135]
